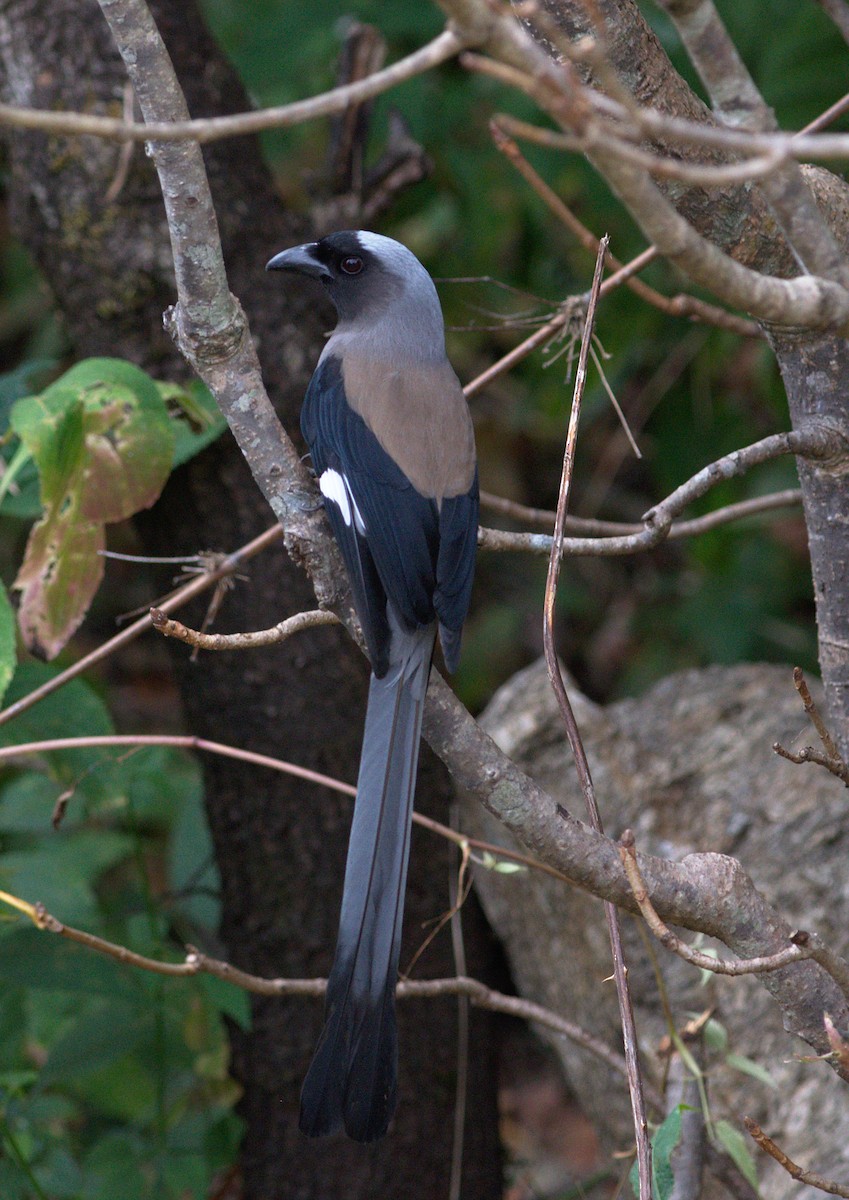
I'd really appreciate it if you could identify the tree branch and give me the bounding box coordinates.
[542,239,652,1198]
[0,28,467,143]
[0,888,656,1105]
[150,605,339,650]
[620,830,849,1001]
[479,487,802,538]
[441,2,849,330]
[479,426,841,557]
[656,0,849,287]
[744,1118,849,1199]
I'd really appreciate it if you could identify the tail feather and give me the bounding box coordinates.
[299,624,434,1142]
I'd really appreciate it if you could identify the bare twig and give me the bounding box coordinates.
[773,666,849,786]
[656,0,848,287]
[150,605,339,650]
[463,239,695,404]
[0,28,466,144]
[0,888,648,1096]
[479,487,802,538]
[744,1118,849,1199]
[0,729,580,888]
[103,81,136,202]
[542,240,652,1200]
[792,666,844,762]
[490,119,758,338]
[620,830,849,1003]
[802,91,849,136]
[478,425,841,557]
[0,524,284,730]
[621,831,810,975]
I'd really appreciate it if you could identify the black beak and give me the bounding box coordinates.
[266,243,332,281]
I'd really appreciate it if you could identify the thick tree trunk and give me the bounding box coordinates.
[0,1,503,1194]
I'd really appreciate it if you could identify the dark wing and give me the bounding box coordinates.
[434,469,479,673]
[302,355,440,676]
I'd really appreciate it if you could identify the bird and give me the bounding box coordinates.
[266,231,478,1142]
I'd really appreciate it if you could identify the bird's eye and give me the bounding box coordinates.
[340,255,364,275]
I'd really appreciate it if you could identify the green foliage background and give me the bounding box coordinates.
[0,0,845,1194]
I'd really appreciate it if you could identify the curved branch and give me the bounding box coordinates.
[479,427,840,557]
[439,1,849,331]
[0,889,655,1104]
[0,29,466,143]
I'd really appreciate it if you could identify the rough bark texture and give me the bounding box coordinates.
[0,1,504,1195]
[468,660,849,1200]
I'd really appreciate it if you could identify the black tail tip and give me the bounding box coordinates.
[299,1090,396,1143]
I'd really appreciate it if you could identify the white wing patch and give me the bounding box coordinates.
[319,468,366,535]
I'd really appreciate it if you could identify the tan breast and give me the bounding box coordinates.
[342,355,476,503]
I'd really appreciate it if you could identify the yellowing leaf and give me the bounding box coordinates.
[14,498,104,660]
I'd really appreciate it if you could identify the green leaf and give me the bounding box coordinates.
[39,1002,150,1086]
[10,391,86,506]
[9,359,175,658]
[13,501,103,660]
[715,1119,760,1192]
[479,850,526,874]
[160,379,227,467]
[0,584,17,708]
[702,1017,729,1054]
[629,1107,683,1200]
[82,1131,149,1200]
[0,662,123,811]
[54,360,174,523]
[725,1053,778,1089]
[0,929,137,998]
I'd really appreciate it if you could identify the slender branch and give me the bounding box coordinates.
[467,42,849,168]
[542,241,653,1200]
[0,889,651,1100]
[655,0,848,286]
[479,487,803,537]
[150,605,339,650]
[493,98,790,189]
[490,118,760,337]
[443,9,849,331]
[794,667,844,760]
[0,524,284,729]
[774,741,849,786]
[744,1119,849,1199]
[773,666,849,786]
[5,22,849,179]
[96,0,349,626]
[0,729,579,887]
[479,426,840,557]
[620,830,849,1003]
[801,91,849,136]
[0,29,466,144]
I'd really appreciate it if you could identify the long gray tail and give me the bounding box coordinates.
[299,624,435,1142]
